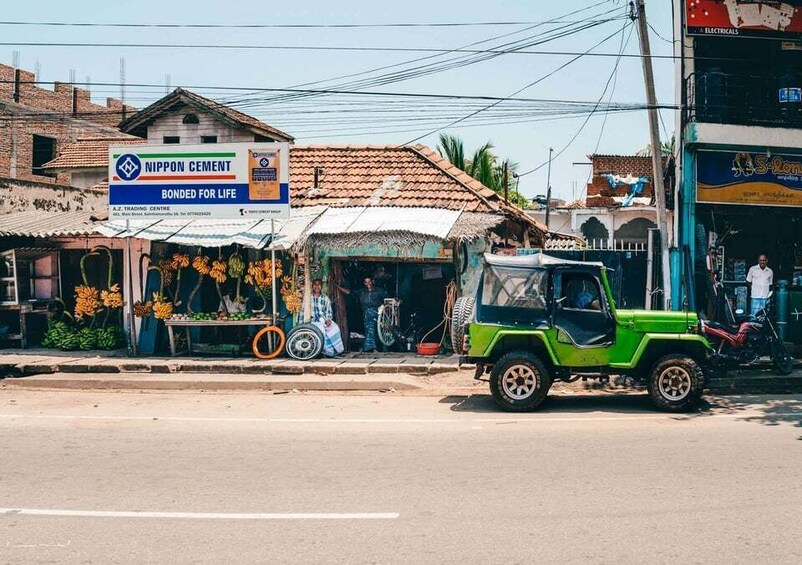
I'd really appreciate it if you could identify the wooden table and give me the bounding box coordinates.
[164,318,274,356]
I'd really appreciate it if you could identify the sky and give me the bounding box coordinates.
[1,0,677,202]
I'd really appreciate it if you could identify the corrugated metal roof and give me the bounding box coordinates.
[0,210,100,237]
[95,206,327,250]
[307,206,461,240]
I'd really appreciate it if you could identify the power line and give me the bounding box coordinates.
[0,41,685,59]
[401,21,632,146]
[0,19,616,29]
[2,78,679,107]
[519,17,635,178]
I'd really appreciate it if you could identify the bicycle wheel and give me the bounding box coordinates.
[377,304,397,347]
[252,325,286,360]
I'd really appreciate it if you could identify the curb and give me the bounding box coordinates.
[0,373,422,392]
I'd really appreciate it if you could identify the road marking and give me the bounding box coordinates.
[0,508,399,520]
[0,413,798,423]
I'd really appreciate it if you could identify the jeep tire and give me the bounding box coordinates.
[647,354,704,412]
[450,296,475,353]
[490,351,552,412]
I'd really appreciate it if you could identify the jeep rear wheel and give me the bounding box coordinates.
[490,351,552,412]
[647,354,704,412]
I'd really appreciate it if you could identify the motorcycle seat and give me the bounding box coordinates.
[705,320,740,333]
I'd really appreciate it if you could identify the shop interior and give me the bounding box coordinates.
[695,204,802,324]
[330,259,456,352]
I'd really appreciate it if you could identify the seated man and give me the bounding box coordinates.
[311,278,344,357]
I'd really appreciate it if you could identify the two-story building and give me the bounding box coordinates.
[675,0,802,321]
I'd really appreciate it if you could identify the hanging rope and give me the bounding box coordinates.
[418,279,458,346]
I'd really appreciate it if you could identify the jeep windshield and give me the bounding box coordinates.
[478,265,549,325]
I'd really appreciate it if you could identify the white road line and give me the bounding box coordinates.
[0,413,797,423]
[0,508,399,520]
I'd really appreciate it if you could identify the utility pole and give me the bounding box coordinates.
[502,160,509,204]
[544,147,554,229]
[634,0,672,309]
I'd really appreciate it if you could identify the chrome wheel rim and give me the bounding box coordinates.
[501,365,538,400]
[657,366,692,401]
[287,330,321,360]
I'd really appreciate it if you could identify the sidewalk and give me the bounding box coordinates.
[0,349,461,376]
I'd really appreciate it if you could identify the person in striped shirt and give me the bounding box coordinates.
[311,278,344,357]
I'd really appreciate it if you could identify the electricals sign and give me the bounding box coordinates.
[686,0,802,39]
[108,143,290,220]
[697,150,802,207]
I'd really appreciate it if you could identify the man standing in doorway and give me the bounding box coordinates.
[337,276,387,353]
[746,254,773,315]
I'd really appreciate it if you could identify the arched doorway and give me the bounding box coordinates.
[580,217,609,243]
[614,217,656,244]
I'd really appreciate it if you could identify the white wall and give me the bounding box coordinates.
[146,108,256,145]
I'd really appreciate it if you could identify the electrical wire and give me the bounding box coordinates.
[401,22,631,146]
[518,19,635,178]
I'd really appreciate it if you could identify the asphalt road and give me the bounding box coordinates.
[1,390,802,564]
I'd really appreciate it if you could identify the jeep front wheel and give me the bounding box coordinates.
[490,351,552,412]
[647,354,704,412]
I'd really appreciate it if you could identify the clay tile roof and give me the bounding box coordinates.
[119,88,294,142]
[42,137,147,170]
[290,144,502,214]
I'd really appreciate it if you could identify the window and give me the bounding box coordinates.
[182,114,199,124]
[481,267,548,310]
[201,135,217,144]
[31,135,57,177]
[163,136,180,144]
[558,273,603,311]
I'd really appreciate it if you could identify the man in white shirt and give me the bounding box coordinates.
[746,254,773,315]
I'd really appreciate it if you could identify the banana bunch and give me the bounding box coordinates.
[152,293,174,320]
[228,253,245,278]
[96,326,124,350]
[59,330,81,351]
[244,259,283,291]
[74,285,100,319]
[41,321,72,349]
[101,284,124,309]
[280,275,302,314]
[192,255,211,275]
[171,253,190,270]
[210,260,228,284]
[78,327,98,351]
[157,259,175,286]
[133,300,153,318]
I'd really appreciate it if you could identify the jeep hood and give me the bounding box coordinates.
[616,309,699,333]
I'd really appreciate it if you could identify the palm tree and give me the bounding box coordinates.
[636,134,676,157]
[436,134,529,208]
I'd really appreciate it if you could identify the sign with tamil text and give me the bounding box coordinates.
[686,1,802,39]
[696,150,802,207]
[108,143,290,220]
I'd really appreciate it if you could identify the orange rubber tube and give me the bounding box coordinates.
[252,325,286,360]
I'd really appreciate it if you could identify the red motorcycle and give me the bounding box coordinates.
[700,295,794,376]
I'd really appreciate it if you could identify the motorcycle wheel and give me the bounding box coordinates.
[771,339,794,376]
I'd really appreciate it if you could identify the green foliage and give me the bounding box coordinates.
[437,134,527,208]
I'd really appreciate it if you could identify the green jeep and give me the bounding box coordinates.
[455,253,712,412]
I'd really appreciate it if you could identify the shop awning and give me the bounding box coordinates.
[0,210,100,237]
[95,206,327,250]
[306,206,462,240]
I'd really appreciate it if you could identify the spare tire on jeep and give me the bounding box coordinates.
[490,351,552,412]
[450,296,475,353]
